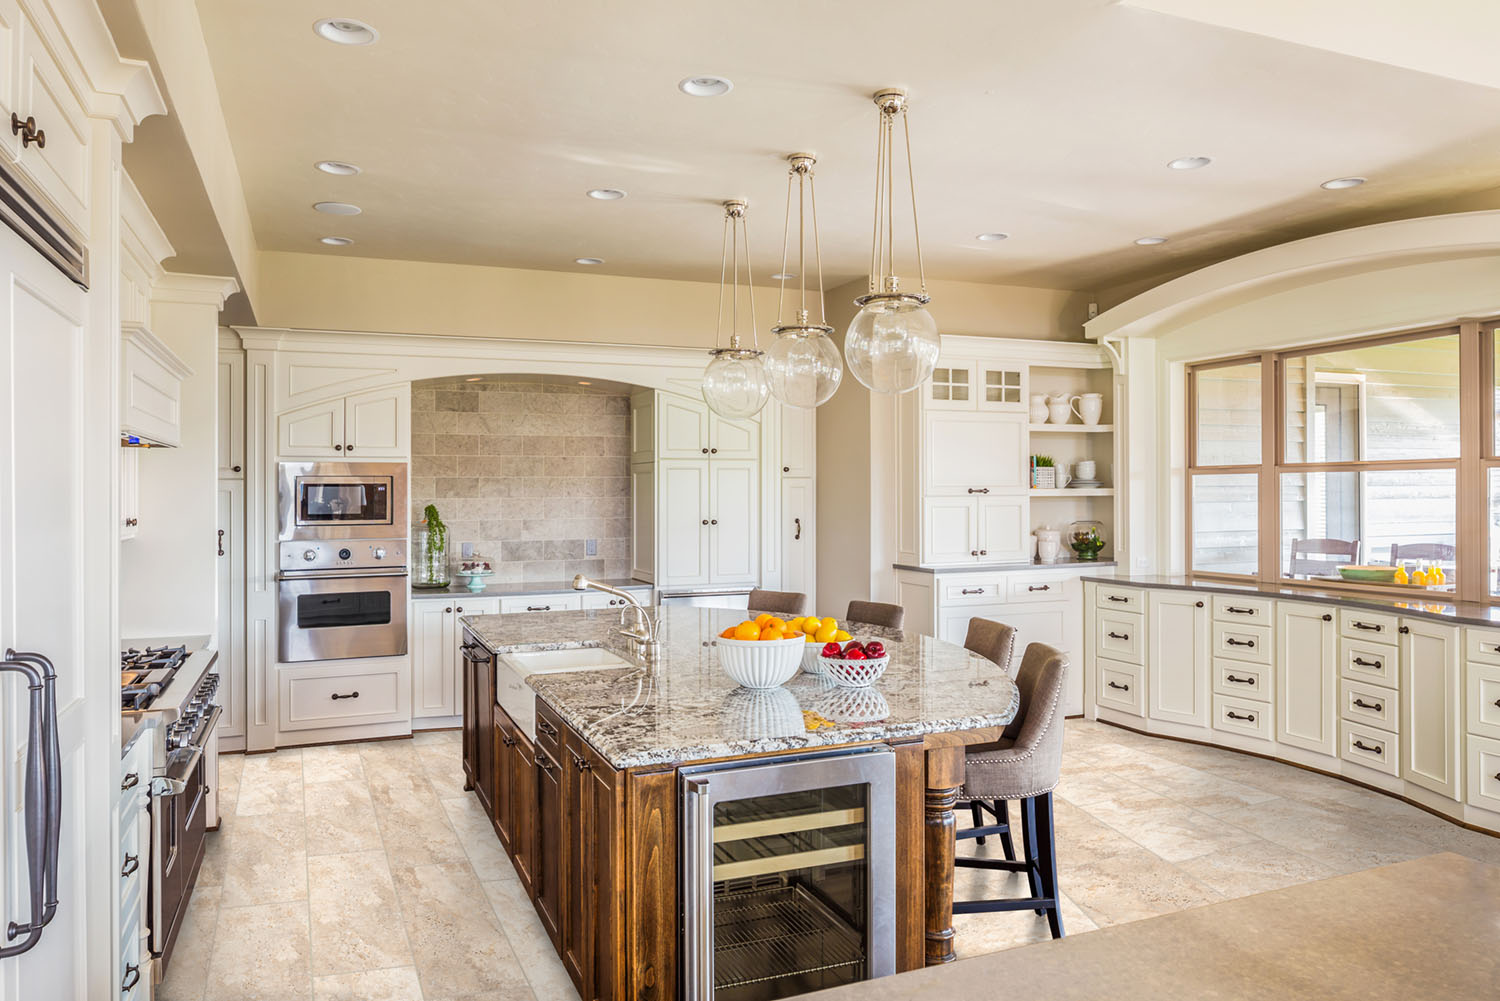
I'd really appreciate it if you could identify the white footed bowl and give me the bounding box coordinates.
[716,636,804,689]
[820,654,891,688]
[720,686,803,739]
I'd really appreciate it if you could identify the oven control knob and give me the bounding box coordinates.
[338,548,352,561]
[373,547,386,560]
[302,549,318,562]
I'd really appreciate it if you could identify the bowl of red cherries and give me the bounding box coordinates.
[818,639,890,688]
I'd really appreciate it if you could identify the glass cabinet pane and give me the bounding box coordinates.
[930,366,970,403]
[983,369,1022,404]
[1279,469,1455,585]
[1191,473,1257,575]
[1283,333,1459,463]
[1194,361,1261,466]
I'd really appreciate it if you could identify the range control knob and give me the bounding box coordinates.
[373,547,386,560]
[337,548,353,561]
[302,549,318,562]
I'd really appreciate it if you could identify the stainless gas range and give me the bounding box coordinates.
[120,643,221,972]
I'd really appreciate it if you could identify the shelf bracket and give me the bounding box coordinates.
[1098,336,1126,375]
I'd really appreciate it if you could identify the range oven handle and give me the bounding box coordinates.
[278,569,409,581]
[153,705,222,798]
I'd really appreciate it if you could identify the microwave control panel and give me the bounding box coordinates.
[279,539,406,573]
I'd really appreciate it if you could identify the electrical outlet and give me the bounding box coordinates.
[586,538,598,556]
[461,541,475,558]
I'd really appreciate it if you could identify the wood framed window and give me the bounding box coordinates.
[1188,322,1490,602]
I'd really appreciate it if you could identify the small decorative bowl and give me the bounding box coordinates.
[1337,565,1398,584]
[819,654,890,688]
[716,637,804,689]
[801,642,828,676]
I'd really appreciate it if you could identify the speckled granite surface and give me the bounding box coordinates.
[410,577,649,599]
[461,605,1021,769]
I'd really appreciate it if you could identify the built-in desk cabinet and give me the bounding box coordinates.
[1086,581,1496,835]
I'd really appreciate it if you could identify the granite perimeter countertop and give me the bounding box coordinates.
[461,604,1020,769]
[895,559,1117,574]
[410,577,651,599]
[1084,573,1500,628]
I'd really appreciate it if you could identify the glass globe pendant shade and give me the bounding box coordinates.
[702,348,770,419]
[845,294,941,394]
[765,327,843,408]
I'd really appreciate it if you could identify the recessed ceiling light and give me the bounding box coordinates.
[771,272,796,280]
[1134,236,1168,246]
[587,188,626,200]
[1168,156,1213,170]
[313,18,379,45]
[1321,176,1366,190]
[575,257,604,265]
[465,377,482,382]
[577,381,592,386]
[678,75,733,97]
[315,160,361,176]
[313,201,362,215]
[319,236,353,246]
[976,232,1009,242]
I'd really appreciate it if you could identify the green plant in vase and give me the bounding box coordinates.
[420,503,450,586]
[1070,519,1106,561]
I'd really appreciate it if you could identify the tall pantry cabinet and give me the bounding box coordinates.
[216,333,247,748]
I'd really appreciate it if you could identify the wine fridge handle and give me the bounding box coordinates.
[682,775,715,1001]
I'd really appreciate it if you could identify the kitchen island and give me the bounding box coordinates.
[459,604,1021,1000]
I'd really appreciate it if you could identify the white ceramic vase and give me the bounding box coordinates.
[1029,394,1049,424]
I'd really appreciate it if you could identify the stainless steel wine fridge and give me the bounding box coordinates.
[681,745,896,1001]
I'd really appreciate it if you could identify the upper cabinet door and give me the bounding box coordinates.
[923,498,978,565]
[15,10,90,232]
[709,412,758,459]
[0,2,19,164]
[924,412,1027,495]
[629,391,655,464]
[218,353,245,476]
[976,365,1026,412]
[975,495,1028,562]
[927,361,977,411]
[709,460,758,583]
[344,385,409,457]
[277,398,345,458]
[658,393,711,458]
[658,460,710,585]
[779,404,814,477]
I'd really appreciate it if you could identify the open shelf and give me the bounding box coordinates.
[1031,488,1115,498]
[1029,424,1113,433]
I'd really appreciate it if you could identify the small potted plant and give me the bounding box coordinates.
[1070,520,1106,561]
[1031,455,1056,490]
[412,503,451,588]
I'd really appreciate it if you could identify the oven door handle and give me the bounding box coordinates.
[278,569,409,581]
[153,706,222,797]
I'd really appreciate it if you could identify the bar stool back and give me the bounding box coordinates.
[960,617,1019,856]
[746,588,808,617]
[845,600,905,630]
[954,642,1070,939]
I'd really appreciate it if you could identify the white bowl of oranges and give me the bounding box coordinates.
[782,616,852,675]
[715,614,806,689]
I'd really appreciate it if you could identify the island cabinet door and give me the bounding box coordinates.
[493,706,518,856]
[1276,603,1339,757]
[534,742,564,947]
[474,646,498,819]
[584,742,625,1001]
[1147,591,1210,728]
[561,731,589,993]
[512,733,537,897]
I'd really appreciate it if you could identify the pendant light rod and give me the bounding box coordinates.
[715,199,758,350]
[864,88,928,302]
[774,153,830,333]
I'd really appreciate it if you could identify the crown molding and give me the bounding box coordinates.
[153,273,240,308]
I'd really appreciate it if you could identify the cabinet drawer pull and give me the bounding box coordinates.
[1225,674,1255,686]
[1027,584,1050,592]
[1489,644,1500,653]
[1225,711,1256,722]
[1322,614,1332,621]
[1195,601,1204,608]
[11,114,44,149]
[1225,605,1256,615]
[967,487,990,494]
[121,772,139,791]
[501,734,517,748]
[1398,625,1410,634]
[445,606,453,613]
[794,517,801,540]
[1106,631,1129,640]
[537,752,557,775]
[960,587,985,595]
[1352,739,1383,755]
[120,854,139,878]
[1351,656,1382,669]
[1350,621,1383,632]
[1107,595,1130,603]
[1106,681,1130,691]
[526,605,552,612]
[330,691,359,700]
[537,718,558,738]
[1352,698,1383,711]
[121,964,140,993]
[1225,637,1255,648]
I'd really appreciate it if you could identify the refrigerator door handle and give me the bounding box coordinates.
[0,650,61,958]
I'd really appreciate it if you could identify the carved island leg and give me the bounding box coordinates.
[924,745,966,966]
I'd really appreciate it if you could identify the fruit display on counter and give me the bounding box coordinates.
[818,638,891,688]
[783,615,852,644]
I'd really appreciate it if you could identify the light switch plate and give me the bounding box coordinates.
[586,538,598,556]
[461,541,475,558]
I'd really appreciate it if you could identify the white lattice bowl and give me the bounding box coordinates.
[819,654,890,688]
[801,641,829,675]
[812,685,891,723]
[715,636,804,689]
[720,686,803,739]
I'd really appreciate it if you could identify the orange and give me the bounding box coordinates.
[764,616,787,633]
[733,621,760,641]
[754,612,773,628]
[719,627,737,639]
[758,625,784,641]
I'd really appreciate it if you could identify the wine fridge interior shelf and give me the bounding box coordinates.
[713,883,865,992]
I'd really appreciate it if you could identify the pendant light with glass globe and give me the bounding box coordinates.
[701,199,771,419]
[846,88,941,394]
[764,153,843,409]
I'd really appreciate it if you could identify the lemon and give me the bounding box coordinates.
[805,634,817,643]
[788,617,805,633]
[833,630,851,642]
[802,617,822,635]
[820,617,838,632]
[765,617,787,633]
[754,613,773,628]
[814,623,837,643]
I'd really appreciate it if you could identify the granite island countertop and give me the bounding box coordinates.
[460,604,1021,769]
[1085,573,1500,628]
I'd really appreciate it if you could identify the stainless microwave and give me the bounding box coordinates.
[277,462,408,541]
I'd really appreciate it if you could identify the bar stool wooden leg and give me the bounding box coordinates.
[970,800,986,845]
[1019,797,1043,914]
[1036,792,1064,939]
[995,799,1016,861]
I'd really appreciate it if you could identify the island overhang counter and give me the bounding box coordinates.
[457,604,1021,1000]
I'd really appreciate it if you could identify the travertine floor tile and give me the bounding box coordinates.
[218,811,308,907]
[392,861,533,998]
[304,778,383,856]
[236,750,305,816]
[301,744,366,784]
[308,849,412,975]
[204,900,312,1001]
[441,795,514,882]
[312,967,423,1001]
[482,878,581,1001]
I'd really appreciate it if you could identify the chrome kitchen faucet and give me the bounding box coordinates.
[572,575,661,663]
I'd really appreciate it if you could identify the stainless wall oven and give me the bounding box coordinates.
[681,745,896,1001]
[277,564,407,662]
[278,461,407,541]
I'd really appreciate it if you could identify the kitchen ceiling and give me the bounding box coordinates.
[195,0,1500,293]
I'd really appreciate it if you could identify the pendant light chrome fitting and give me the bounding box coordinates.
[847,87,941,395]
[701,199,771,419]
[765,152,843,409]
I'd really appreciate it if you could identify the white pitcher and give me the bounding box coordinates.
[1029,394,1049,424]
[1045,392,1073,424]
[1073,392,1104,425]
[1035,528,1062,563]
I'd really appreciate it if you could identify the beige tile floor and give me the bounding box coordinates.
[160,722,1500,1000]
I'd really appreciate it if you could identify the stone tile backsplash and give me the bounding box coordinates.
[410,376,632,582]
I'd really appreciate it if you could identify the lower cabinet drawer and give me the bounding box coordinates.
[1096,659,1144,717]
[1212,695,1271,742]
[1341,721,1398,776]
[942,579,1001,603]
[279,662,406,731]
[1467,662,1500,740]
[1341,680,1398,732]
[1213,660,1270,702]
[1340,637,1398,688]
[1211,594,1274,624]
[582,588,651,610]
[1007,575,1074,603]
[1095,584,1143,611]
[1467,733,1500,814]
[1212,621,1272,666]
[1095,611,1143,666]
[500,594,584,614]
[1465,627,1500,667]
[1341,608,1398,642]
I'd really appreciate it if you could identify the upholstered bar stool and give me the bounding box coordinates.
[960,618,1018,858]
[746,588,808,617]
[845,600,905,630]
[954,642,1069,939]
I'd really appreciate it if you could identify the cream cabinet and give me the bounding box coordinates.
[277,384,410,458]
[655,392,757,460]
[121,323,192,447]
[412,596,500,721]
[217,479,246,740]
[1399,618,1461,800]
[657,459,758,587]
[781,477,815,605]
[927,360,1025,412]
[658,461,710,584]
[1275,602,1339,757]
[1146,591,1210,728]
[924,412,1028,495]
[218,350,245,476]
[9,6,91,232]
[922,496,1028,565]
[778,404,815,477]
[119,447,139,540]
